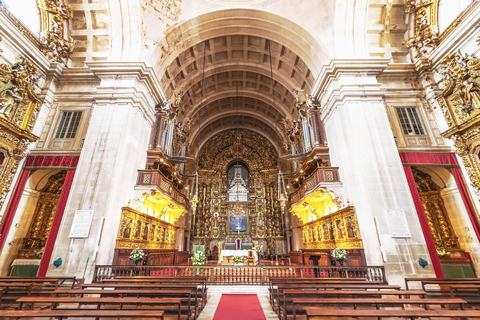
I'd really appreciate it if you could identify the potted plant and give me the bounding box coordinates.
[233,256,244,266]
[331,248,347,266]
[191,251,207,266]
[129,248,145,265]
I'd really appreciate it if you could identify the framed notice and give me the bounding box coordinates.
[69,210,94,238]
[387,209,411,238]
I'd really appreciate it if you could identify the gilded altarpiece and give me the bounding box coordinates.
[438,53,480,197]
[301,207,363,250]
[116,207,176,250]
[193,130,286,253]
[412,168,460,252]
[0,50,41,211]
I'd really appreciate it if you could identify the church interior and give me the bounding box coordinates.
[1,0,480,319]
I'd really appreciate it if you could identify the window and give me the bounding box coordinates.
[396,107,425,135]
[55,111,82,139]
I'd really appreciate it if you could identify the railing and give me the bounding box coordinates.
[289,167,340,205]
[93,265,386,284]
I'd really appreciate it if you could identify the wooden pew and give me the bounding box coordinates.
[305,307,480,319]
[0,282,33,307]
[0,309,164,319]
[450,284,480,305]
[0,276,78,289]
[405,277,480,290]
[289,298,466,320]
[268,279,379,306]
[54,288,195,320]
[272,283,401,313]
[17,296,183,320]
[103,277,208,308]
[82,283,203,312]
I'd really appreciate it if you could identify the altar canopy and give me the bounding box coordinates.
[219,250,257,262]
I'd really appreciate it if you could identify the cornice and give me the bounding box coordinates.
[311,59,391,98]
[85,62,166,104]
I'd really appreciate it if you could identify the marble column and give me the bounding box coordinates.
[44,62,163,281]
[316,60,435,284]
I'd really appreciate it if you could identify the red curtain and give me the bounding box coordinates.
[37,170,76,276]
[403,166,444,278]
[0,170,30,251]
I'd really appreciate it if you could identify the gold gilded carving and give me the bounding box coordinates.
[300,206,363,250]
[404,0,439,57]
[0,47,41,210]
[412,168,461,251]
[18,171,66,258]
[159,91,183,123]
[116,207,176,249]
[38,0,74,63]
[281,118,303,154]
[439,52,480,196]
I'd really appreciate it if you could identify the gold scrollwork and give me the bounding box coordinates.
[0,47,41,211]
[300,206,363,250]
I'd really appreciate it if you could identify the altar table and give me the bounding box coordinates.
[219,250,258,262]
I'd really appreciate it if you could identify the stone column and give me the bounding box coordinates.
[45,62,163,281]
[316,60,435,284]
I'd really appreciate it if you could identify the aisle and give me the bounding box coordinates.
[197,285,278,320]
[212,294,265,320]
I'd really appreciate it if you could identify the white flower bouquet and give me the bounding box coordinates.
[129,248,145,263]
[254,244,263,253]
[192,251,206,266]
[331,248,347,260]
[233,256,244,264]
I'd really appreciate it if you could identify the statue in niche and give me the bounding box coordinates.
[463,80,480,109]
[0,86,22,118]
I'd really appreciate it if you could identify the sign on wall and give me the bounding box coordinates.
[387,209,411,238]
[69,210,94,238]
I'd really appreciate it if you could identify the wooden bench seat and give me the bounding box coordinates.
[449,284,480,305]
[54,289,196,320]
[287,298,466,320]
[305,307,480,319]
[17,296,185,320]
[0,308,164,319]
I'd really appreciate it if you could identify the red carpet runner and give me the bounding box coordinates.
[212,294,266,320]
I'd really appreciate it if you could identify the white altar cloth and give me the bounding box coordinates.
[219,249,257,262]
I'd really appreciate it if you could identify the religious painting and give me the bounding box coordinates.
[276,240,286,255]
[322,223,328,240]
[335,219,344,239]
[149,224,155,240]
[120,217,133,239]
[229,208,247,232]
[328,221,335,240]
[142,223,149,240]
[133,221,142,239]
[346,216,356,238]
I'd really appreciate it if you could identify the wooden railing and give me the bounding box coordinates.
[93,265,386,284]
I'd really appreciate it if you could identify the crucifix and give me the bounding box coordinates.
[237,225,241,234]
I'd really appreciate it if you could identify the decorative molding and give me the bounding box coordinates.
[404,0,439,58]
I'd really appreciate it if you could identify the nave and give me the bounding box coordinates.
[2,273,480,319]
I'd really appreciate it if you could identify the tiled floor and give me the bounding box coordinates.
[197,285,279,320]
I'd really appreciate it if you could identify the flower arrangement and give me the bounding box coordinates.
[331,248,347,261]
[129,248,145,263]
[192,251,206,266]
[437,247,450,259]
[254,244,263,253]
[233,256,244,264]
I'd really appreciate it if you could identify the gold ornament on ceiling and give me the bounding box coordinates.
[38,0,74,63]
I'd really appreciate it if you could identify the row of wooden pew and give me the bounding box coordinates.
[0,275,208,319]
[268,276,480,320]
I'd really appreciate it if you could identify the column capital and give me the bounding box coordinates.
[314,59,390,120]
[85,62,167,124]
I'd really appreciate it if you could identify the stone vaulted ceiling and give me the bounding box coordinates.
[161,35,315,154]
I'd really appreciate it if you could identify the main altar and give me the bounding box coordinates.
[219,250,258,263]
